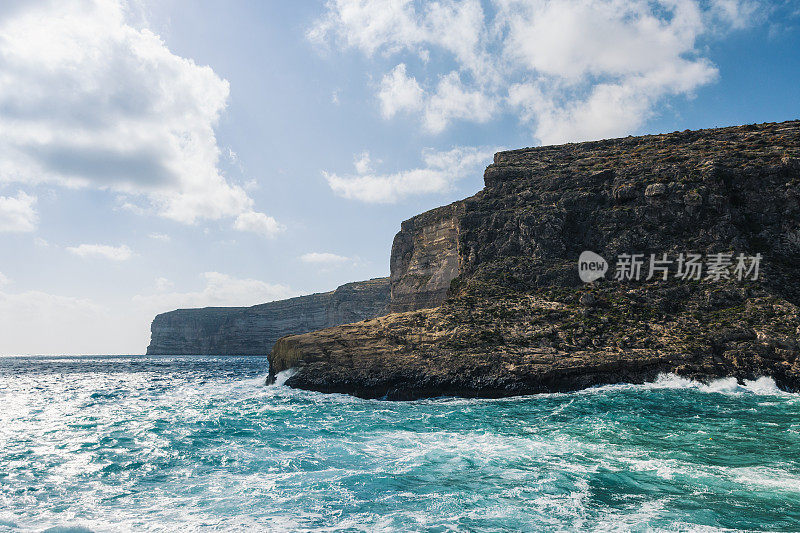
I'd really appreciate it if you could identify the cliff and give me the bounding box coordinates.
[269,120,800,398]
[147,195,468,355]
[146,277,390,355]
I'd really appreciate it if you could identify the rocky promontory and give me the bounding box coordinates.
[146,278,390,355]
[269,120,800,398]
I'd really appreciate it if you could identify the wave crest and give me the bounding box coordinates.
[595,373,791,396]
[271,367,298,387]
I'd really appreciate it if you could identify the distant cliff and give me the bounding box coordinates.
[146,201,465,355]
[270,120,800,398]
[146,278,389,355]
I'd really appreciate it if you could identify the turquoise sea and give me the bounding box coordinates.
[0,356,799,532]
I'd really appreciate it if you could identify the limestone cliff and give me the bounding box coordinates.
[146,278,389,355]
[269,120,800,398]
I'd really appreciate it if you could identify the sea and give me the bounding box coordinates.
[0,355,798,532]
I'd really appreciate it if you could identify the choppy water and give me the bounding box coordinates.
[0,356,799,532]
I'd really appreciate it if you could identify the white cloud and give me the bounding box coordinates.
[154,277,174,292]
[311,0,758,143]
[498,0,703,81]
[424,71,497,133]
[710,0,758,29]
[353,151,375,174]
[234,211,284,238]
[308,0,423,54]
[67,243,134,261]
[0,191,37,232]
[309,0,491,78]
[300,252,352,264]
[133,271,296,310]
[324,145,495,203]
[378,63,424,118]
[495,0,720,142]
[0,272,9,288]
[507,61,716,144]
[0,0,280,230]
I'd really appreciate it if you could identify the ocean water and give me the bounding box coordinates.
[0,356,799,532]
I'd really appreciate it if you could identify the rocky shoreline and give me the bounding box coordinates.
[268,120,800,398]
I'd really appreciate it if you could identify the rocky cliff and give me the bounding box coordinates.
[146,277,390,355]
[269,120,800,398]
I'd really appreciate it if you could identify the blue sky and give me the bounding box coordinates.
[0,0,798,355]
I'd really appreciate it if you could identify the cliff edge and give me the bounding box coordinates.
[269,120,800,398]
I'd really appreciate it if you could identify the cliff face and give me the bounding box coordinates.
[269,120,800,398]
[146,278,389,355]
[389,202,463,312]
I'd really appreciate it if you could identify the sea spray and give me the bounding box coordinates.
[271,367,298,387]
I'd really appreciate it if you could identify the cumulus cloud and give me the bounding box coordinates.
[234,211,284,238]
[300,252,353,265]
[0,191,37,232]
[323,146,495,203]
[378,64,424,118]
[311,0,758,143]
[424,71,497,133]
[495,0,722,142]
[309,0,492,78]
[132,272,296,310]
[377,59,497,132]
[67,243,134,261]
[0,0,279,229]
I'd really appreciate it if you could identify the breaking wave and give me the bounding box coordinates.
[593,373,791,396]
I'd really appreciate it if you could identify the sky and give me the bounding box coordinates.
[0,0,798,355]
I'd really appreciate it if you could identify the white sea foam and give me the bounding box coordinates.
[408,374,796,405]
[590,373,794,397]
[731,466,800,493]
[271,367,298,387]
